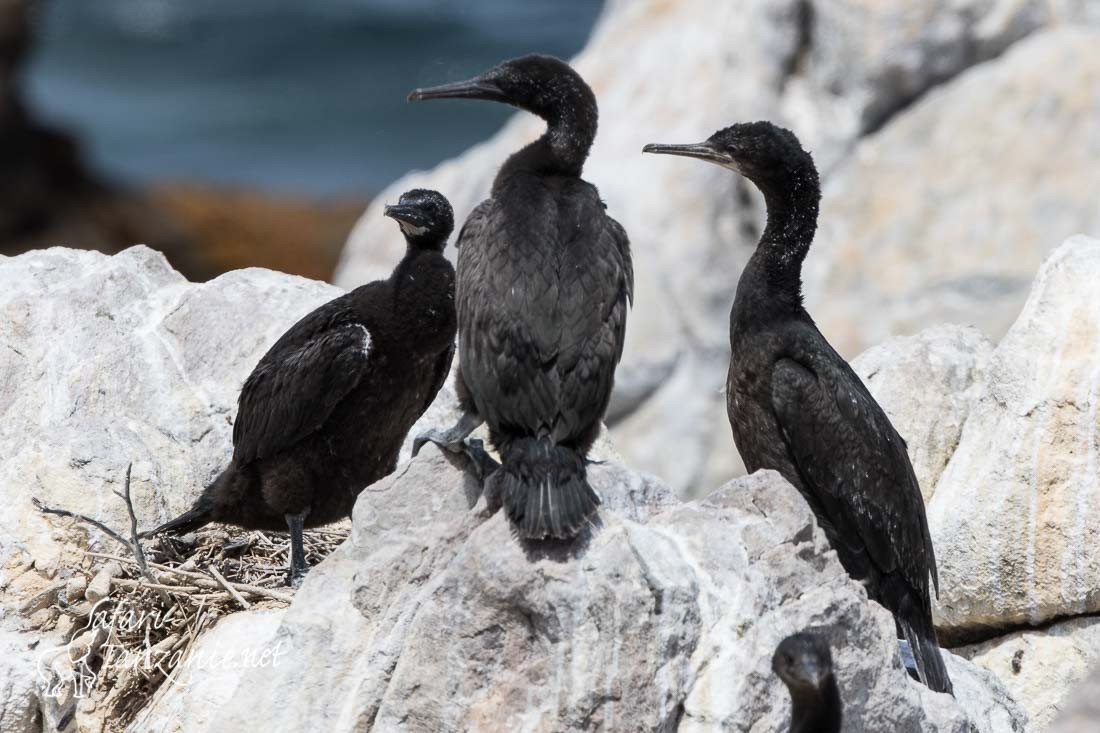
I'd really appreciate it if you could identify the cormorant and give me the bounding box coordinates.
[643,123,953,694]
[773,632,843,733]
[407,54,633,540]
[147,189,457,584]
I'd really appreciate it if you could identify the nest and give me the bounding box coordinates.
[28,466,349,732]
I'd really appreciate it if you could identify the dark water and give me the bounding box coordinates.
[24,0,603,196]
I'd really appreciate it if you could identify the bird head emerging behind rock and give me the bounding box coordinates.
[383,188,454,251]
[772,632,843,733]
[409,54,597,176]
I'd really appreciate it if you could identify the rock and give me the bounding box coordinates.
[208,448,1024,732]
[780,0,1051,169]
[0,247,344,590]
[84,561,121,604]
[334,2,1098,498]
[1048,662,1100,733]
[851,324,994,501]
[958,616,1100,729]
[128,609,287,733]
[928,236,1100,639]
[0,628,39,733]
[804,27,1100,357]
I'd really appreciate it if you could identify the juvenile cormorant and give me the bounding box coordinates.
[644,123,953,694]
[407,54,633,540]
[773,632,843,733]
[147,189,457,584]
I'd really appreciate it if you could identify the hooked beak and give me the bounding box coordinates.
[408,74,507,103]
[642,141,737,169]
[383,204,427,228]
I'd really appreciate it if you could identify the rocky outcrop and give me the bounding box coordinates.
[206,448,1023,732]
[851,325,993,501]
[959,616,1100,729]
[128,609,287,733]
[804,27,1100,356]
[928,236,1100,638]
[1048,661,1100,733]
[335,1,1099,497]
[0,246,343,592]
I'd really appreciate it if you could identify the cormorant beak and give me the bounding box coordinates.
[383,204,428,229]
[642,141,738,170]
[408,75,507,103]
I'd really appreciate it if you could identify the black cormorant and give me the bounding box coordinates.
[147,189,457,584]
[773,632,843,733]
[407,54,633,540]
[644,123,953,694]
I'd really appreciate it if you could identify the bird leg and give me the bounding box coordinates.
[284,509,310,588]
[412,411,499,479]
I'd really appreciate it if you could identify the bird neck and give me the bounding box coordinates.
[789,679,842,733]
[750,170,820,308]
[497,105,596,184]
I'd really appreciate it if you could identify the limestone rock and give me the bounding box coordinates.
[804,27,1100,357]
[127,609,287,733]
[335,2,1098,498]
[959,616,1100,729]
[0,629,39,733]
[0,246,344,588]
[1048,661,1100,733]
[851,324,994,501]
[928,236,1100,638]
[208,448,1024,732]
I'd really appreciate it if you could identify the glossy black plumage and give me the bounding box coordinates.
[148,189,457,583]
[644,123,952,694]
[409,55,632,540]
[773,632,843,733]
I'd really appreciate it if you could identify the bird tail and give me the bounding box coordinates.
[142,477,218,538]
[898,611,954,695]
[497,437,600,540]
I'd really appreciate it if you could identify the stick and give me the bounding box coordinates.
[83,552,294,603]
[113,463,171,604]
[208,566,251,610]
[32,498,131,548]
[111,578,201,593]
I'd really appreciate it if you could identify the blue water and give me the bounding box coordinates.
[24,0,603,196]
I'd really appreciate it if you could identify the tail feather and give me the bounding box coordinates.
[143,475,219,538]
[899,613,953,695]
[143,504,213,538]
[499,437,600,540]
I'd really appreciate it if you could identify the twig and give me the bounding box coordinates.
[83,552,294,603]
[113,463,171,605]
[111,578,201,594]
[208,566,251,609]
[33,498,131,548]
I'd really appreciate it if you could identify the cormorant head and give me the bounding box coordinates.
[409,54,597,149]
[383,188,453,250]
[643,122,817,197]
[772,632,835,695]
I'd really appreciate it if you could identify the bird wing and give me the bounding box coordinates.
[421,342,455,415]
[770,354,939,597]
[552,206,633,441]
[233,307,373,465]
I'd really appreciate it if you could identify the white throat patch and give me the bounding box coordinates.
[399,221,429,237]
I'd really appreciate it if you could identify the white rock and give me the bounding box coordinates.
[929,236,1100,636]
[804,27,1100,357]
[0,629,40,733]
[0,246,344,585]
[958,616,1100,729]
[1048,661,1100,733]
[127,609,286,733]
[851,324,994,501]
[207,448,1024,732]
